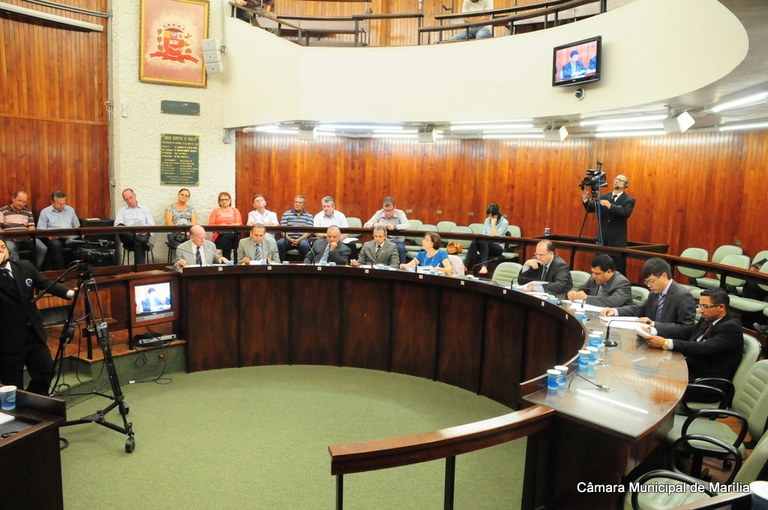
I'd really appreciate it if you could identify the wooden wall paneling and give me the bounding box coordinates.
[480,295,526,408]
[289,274,343,364]
[340,277,391,370]
[238,275,292,366]
[390,282,439,378]
[184,276,240,371]
[237,131,767,277]
[520,302,560,380]
[436,288,484,393]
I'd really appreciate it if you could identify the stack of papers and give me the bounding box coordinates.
[598,316,657,337]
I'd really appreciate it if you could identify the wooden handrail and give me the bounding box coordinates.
[329,405,552,474]
[433,0,589,21]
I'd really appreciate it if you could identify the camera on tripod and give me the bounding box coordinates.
[579,161,607,196]
[74,239,115,263]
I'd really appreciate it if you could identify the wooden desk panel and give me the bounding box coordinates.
[341,278,391,371]
[181,266,585,408]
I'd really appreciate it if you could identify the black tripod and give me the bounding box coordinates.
[577,186,605,245]
[52,262,136,453]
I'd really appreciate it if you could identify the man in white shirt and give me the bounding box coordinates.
[114,188,155,265]
[313,196,357,258]
[451,0,494,41]
[246,194,279,240]
[364,196,409,263]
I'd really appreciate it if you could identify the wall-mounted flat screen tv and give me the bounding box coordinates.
[552,36,601,87]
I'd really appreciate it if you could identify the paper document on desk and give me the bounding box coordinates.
[598,316,642,323]
[565,301,604,313]
[0,412,14,425]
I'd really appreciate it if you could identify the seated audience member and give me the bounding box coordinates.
[601,257,696,338]
[246,194,279,240]
[351,225,399,268]
[115,188,155,265]
[165,188,198,250]
[450,0,494,41]
[463,202,508,275]
[517,240,572,295]
[561,49,587,80]
[277,195,314,261]
[237,224,280,264]
[313,196,357,258]
[0,190,47,268]
[364,196,409,264]
[304,226,350,265]
[399,232,453,276]
[645,288,743,387]
[208,191,243,261]
[174,225,228,269]
[567,254,632,308]
[37,190,81,270]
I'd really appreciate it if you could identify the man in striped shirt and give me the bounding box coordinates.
[277,195,313,262]
[0,190,47,268]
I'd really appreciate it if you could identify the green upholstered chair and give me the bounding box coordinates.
[677,247,708,292]
[491,262,522,287]
[695,245,744,290]
[631,285,650,306]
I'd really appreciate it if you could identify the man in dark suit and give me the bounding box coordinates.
[567,253,632,308]
[517,240,573,295]
[582,174,635,273]
[646,288,743,383]
[602,257,696,338]
[350,225,399,268]
[0,239,74,394]
[304,226,350,265]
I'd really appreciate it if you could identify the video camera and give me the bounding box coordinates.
[73,239,115,263]
[579,161,607,195]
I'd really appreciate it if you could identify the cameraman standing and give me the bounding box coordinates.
[582,174,635,274]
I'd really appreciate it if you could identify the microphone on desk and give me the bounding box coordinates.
[469,256,507,272]
[574,373,610,391]
[602,319,620,348]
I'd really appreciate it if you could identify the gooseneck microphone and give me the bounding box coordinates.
[603,318,620,348]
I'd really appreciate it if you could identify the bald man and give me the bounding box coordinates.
[174,225,228,269]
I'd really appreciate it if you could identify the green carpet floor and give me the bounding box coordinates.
[59,365,525,509]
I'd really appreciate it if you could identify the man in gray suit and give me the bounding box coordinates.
[237,224,280,264]
[175,225,228,269]
[351,225,399,268]
[304,226,350,265]
[567,254,632,308]
[601,257,696,338]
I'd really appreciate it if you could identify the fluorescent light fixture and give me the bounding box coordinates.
[0,1,104,31]
[371,133,417,139]
[317,123,406,131]
[451,123,534,131]
[718,120,768,132]
[710,92,768,113]
[595,123,664,132]
[579,114,668,127]
[595,130,666,138]
[482,133,545,140]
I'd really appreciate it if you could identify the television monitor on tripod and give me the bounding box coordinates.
[129,276,178,329]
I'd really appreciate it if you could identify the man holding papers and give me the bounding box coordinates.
[600,257,695,338]
[567,254,632,307]
[518,241,572,295]
[645,288,743,383]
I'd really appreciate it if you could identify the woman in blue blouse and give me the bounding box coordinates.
[399,232,453,276]
[464,203,509,275]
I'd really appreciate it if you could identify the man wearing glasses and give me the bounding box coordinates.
[601,257,696,338]
[581,173,635,273]
[518,240,572,295]
[645,288,742,384]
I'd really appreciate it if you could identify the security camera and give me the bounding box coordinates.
[575,88,585,101]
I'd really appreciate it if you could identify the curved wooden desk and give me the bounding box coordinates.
[177,265,689,508]
[180,264,585,408]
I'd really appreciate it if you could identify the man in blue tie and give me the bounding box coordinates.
[304,226,350,265]
[601,257,696,338]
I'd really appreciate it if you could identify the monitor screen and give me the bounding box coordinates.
[129,277,178,328]
[552,36,601,87]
